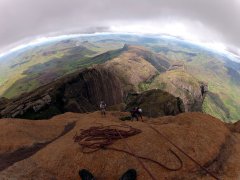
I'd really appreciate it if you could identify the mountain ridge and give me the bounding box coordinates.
[0,34,239,121]
[0,45,206,119]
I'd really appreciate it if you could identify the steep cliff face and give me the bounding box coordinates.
[63,68,123,113]
[0,67,123,119]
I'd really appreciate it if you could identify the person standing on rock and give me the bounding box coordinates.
[130,107,139,121]
[130,107,143,121]
[100,101,107,116]
[137,107,143,121]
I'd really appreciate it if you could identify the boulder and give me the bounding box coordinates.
[126,89,185,117]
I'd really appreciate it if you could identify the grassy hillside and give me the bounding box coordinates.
[1,34,240,122]
[202,92,230,121]
[152,45,240,121]
[0,41,123,98]
[3,47,123,98]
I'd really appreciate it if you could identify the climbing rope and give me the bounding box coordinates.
[73,125,141,153]
[73,124,183,179]
[147,123,220,180]
[114,126,158,180]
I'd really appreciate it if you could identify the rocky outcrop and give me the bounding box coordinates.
[0,67,123,119]
[123,44,171,72]
[149,70,207,112]
[168,62,185,71]
[100,45,159,93]
[126,89,185,117]
[0,94,52,118]
[62,67,123,112]
[112,46,206,113]
[0,97,9,111]
[228,121,240,133]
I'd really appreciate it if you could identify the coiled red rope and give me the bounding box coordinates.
[73,125,141,153]
[73,124,183,179]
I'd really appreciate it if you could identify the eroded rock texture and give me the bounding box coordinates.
[0,67,123,119]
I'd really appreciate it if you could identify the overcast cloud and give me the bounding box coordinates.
[0,0,239,54]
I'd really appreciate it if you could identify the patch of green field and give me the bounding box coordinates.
[202,96,228,121]
[2,47,124,98]
[157,48,240,122]
[4,78,39,98]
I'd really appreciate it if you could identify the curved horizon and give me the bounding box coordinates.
[0,31,239,63]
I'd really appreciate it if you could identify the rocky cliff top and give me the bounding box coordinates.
[0,111,239,179]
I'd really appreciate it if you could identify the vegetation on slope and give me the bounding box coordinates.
[149,41,240,122]
[1,43,123,98]
[1,33,240,122]
[139,69,205,112]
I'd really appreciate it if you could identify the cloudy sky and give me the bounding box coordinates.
[0,0,239,55]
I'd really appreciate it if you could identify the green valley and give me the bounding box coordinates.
[0,34,240,122]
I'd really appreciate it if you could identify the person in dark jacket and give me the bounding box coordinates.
[130,107,139,121]
[136,107,143,120]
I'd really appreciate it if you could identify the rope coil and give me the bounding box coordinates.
[73,121,220,180]
[73,124,183,179]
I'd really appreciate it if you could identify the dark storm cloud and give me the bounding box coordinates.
[0,0,239,52]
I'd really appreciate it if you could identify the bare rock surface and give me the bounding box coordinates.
[0,112,239,179]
